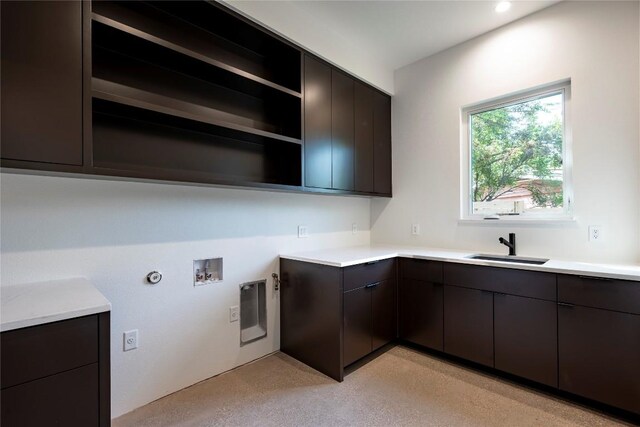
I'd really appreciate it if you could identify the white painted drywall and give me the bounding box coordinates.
[224,0,394,94]
[0,173,370,417]
[372,1,640,264]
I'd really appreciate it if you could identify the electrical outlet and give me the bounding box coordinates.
[589,225,602,242]
[229,305,239,322]
[298,225,309,238]
[123,330,138,351]
[352,223,358,234]
[411,223,421,236]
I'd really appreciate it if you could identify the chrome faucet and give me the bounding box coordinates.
[499,233,516,256]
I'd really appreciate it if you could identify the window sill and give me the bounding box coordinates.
[458,217,577,227]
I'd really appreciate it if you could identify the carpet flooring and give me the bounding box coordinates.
[113,346,631,427]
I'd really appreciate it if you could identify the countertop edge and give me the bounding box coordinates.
[280,248,640,281]
[1,302,112,332]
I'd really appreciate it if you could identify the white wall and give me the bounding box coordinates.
[224,0,394,94]
[372,1,640,264]
[0,173,370,417]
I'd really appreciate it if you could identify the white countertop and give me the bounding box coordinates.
[280,245,640,281]
[1,278,111,332]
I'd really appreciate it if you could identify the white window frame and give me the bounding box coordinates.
[460,80,573,222]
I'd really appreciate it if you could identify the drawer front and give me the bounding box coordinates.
[344,258,395,292]
[400,259,443,283]
[1,315,98,389]
[1,363,99,427]
[444,263,556,301]
[558,274,640,314]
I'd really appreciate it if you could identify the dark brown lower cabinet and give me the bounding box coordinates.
[494,294,557,387]
[559,304,640,414]
[399,279,443,351]
[444,285,493,367]
[344,279,397,366]
[283,257,640,417]
[1,364,99,427]
[344,286,373,366]
[0,312,110,426]
[372,279,397,351]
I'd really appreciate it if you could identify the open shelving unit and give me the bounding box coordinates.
[90,0,302,187]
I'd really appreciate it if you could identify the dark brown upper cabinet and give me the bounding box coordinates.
[2,1,391,196]
[354,82,375,193]
[304,56,332,189]
[303,58,356,191]
[373,92,392,195]
[304,55,392,196]
[331,70,355,191]
[1,1,83,166]
[90,1,303,188]
[354,83,392,196]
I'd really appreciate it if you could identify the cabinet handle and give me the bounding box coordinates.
[365,282,379,289]
[365,260,380,265]
[557,302,575,308]
[578,275,613,282]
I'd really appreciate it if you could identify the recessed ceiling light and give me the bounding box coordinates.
[495,1,511,13]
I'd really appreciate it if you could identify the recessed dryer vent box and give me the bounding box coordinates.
[240,280,267,346]
[193,257,222,286]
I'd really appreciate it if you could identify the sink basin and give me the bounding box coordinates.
[466,254,549,265]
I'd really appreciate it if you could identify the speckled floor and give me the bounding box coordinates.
[113,346,630,427]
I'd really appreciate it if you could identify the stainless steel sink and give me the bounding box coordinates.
[466,254,549,265]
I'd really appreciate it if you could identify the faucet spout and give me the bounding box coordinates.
[499,233,517,256]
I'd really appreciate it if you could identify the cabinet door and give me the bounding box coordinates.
[399,279,443,351]
[373,92,392,195]
[331,70,354,191]
[494,294,557,387]
[371,279,397,351]
[1,363,99,427]
[444,286,493,367]
[1,1,82,165]
[354,82,374,193]
[343,287,372,366]
[304,56,332,189]
[559,305,640,414]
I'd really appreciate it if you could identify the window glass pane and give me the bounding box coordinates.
[470,92,564,216]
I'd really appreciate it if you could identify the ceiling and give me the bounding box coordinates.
[239,1,559,71]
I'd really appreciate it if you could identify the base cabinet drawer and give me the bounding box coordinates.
[1,315,98,388]
[1,363,99,427]
[494,294,557,387]
[559,305,640,414]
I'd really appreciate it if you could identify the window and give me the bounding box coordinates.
[462,81,572,220]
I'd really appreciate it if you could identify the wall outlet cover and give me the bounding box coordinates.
[298,225,309,238]
[411,223,421,236]
[123,330,138,351]
[229,305,239,322]
[352,223,358,234]
[588,225,602,242]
